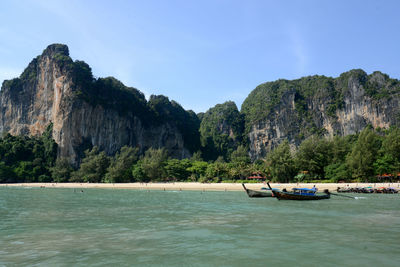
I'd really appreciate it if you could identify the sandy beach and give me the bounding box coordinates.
[1,182,399,191]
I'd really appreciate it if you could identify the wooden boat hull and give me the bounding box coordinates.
[242,184,274,198]
[337,187,398,194]
[273,191,330,200]
[337,188,352,193]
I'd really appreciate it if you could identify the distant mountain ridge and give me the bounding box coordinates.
[1,44,399,163]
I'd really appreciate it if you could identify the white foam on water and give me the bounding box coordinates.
[354,197,367,200]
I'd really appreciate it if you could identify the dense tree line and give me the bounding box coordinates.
[0,124,57,182]
[1,126,400,183]
[50,145,259,183]
[267,127,400,182]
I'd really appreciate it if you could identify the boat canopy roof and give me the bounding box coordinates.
[261,187,279,191]
[292,188,317,192]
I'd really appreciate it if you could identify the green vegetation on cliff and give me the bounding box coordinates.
[241,75,339,141]
[337,69,400,100]
[54,47,201,153]
[199,101,244,161]
[148,95,200,152]
[241,75,341,134]
[241,69,400,144]
[1,44,201,154]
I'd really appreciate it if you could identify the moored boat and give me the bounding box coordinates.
[267,183,330,200]
[375,187,399,194]
[242,184,275,198]
[338,186,398,194]
[337,187,352,193]
[386,187,399,194]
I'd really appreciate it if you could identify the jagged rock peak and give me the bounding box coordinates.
[199,101,244,160]
[0,43,199,164]
[42,43,70,57]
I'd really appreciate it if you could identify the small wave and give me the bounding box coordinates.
[355,197,367,199]
[11,241,24,245]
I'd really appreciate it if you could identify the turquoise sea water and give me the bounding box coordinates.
[0,187,400,267]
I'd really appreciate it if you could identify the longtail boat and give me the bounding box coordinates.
[267,183,330,201]
[337,186,398,194]
[337,187,352,193]
[386,187,399,194]
[242,184,275,198]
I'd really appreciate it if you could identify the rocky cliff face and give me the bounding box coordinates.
[2,44,399,164]
[0,44,197,164]
[242,70,400,160]
[199,101,244,160]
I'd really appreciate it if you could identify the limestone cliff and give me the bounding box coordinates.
[0,44,199,164]
[241,70,400,160]
[2,44,399,164]
[199,101,244,160]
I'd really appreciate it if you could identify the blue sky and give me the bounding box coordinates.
[1,0,399,113]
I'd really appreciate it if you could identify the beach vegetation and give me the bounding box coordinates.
[324,162,350,182]
[186,160,208,180]
[70,146,110,183]
[131,164,146,182]
[0,124,57,183]
[105,146,139,183]
[50,158,74,183]
[132,148,168,182]
[346,128,381,181]
[295,136,333,179]
[266,140,297,183]
[164,158,191,181]
[2,125,400,183]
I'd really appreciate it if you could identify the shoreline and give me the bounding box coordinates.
[1,182,399,192]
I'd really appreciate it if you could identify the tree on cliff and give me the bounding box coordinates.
[41,124,58,168]
[230,145,251,164]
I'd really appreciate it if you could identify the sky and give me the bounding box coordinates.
[0,0,399,113]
